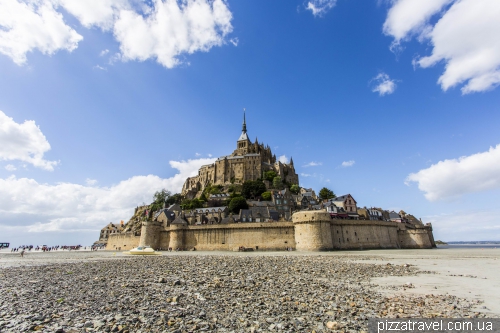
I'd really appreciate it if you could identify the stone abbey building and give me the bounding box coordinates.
[182,112,299,198]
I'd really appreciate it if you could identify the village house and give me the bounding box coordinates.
[272,189,293,219]
[332,194,359,219]
[99,222,124,243]
[239,206,279,222]
[186,206,229,225]
[324,200,349,218]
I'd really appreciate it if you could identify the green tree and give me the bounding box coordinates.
[150,189,172,211]
[166,193,182,205]
[319,187,335,200]
[180,198,204,210]
[272,176,283,190]
[290,184,300,194]
[228,196,249,214]
[261,191,272,201]
[154,189,171,203]
[242,180,267,199]
[264,170,277,182]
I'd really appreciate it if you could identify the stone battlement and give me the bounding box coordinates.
[107,211,435,251]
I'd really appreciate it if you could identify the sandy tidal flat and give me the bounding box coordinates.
[0,247,498,332]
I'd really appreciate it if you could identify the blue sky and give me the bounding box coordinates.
[1,0,500,246]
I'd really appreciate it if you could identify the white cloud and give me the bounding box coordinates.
[406,144,500,201]
[5,164,16,171]
[341,160,355,167]
[85,178,98,186]
[306,0,337,17]
[424,210,500,242]
[300,173,313,177]
[0,157,215,235]
[93,64,107,70]
[278,155,289,164]
[56,0,129,30]
[195,152,201,156]
[1,0,234,68]
[303,161,322,167]
[99,49,109,56]
[0,0,83,65]
[384,0,500,94]
[0,110,58,171]
[383,0,453,51]
[113,0,233,68]
[371,73,397,96]
[229,37,238,46]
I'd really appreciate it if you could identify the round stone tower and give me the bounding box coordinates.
[293,211,333,251]
[139,220,163,249]
[169,216,187,250]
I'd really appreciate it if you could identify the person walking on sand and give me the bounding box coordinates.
[20,249,25,258]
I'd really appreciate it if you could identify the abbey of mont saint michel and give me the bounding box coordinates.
[104,112,436,252]
[181,112,298,199]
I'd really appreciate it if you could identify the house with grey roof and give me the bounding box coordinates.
[332,194,359,219]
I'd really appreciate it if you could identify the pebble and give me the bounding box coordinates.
[0,255,492,332]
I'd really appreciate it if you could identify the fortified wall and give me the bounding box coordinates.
[107,211,435,251]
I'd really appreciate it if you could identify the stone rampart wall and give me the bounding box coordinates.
[330,220,401,250]
[115,212,434,252]
[106,233,140,250]
[397,228,433,249]
[165,222,295,251]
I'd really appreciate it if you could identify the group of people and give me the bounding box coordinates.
[90,244,106,251]
[11,245,83,252]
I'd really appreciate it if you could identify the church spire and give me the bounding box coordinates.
[242,108,247,134]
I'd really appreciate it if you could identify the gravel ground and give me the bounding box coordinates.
[0,253,490,333]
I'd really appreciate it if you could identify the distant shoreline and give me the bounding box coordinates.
[437,244,499,249]
[446,241,500,245]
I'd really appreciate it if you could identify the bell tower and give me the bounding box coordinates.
[236,109,251,155]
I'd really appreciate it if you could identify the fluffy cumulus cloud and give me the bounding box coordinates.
[341,160,355,167]
[0,157,216,235]
[5,164,17,171]
[85,178,98,186]
[371,73,397,96]
[55,0,129,30]
[0,0,83,65]
[114,0,233,68]
[406,144,500,201]
[306,0,337,17]
[0,0,234,68]
[278,155,289,164]
[383,0,453,50]
[0,110,58,171]
[383,0,500,94]
[303,161,322,167]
